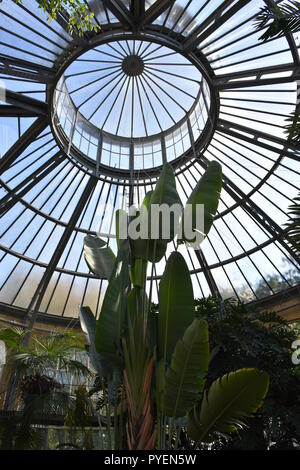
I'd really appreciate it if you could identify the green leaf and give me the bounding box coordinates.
[129,192,152,261]
[127,287,148,326]
[128,165,182,264]
[129,191,166,264]
[130,165,182,264]
[0,327,26,350]
[180,161,222,246]
[148,164,182,262]
[162,318,209,417]
[150,164,181,220]
[95,244,130,364]
[285,192,300,256]
[158,251,194,364]
[254,1,300,41]
[116,209,129,250]
[84,235,116,279]
[79,306,110,376]
[187,368,269,444]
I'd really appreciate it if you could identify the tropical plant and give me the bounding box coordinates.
[254,3,300,256]
[284,111,300,143]
[254,1,300,41]
[254,1,300,142]
[195,297,300,450]
[0,329,91,449]
[80,161,270,450]
[286,192,300,256]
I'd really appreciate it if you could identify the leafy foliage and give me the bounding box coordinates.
[284,110,300,143]
[81,163,270,450]
[162,318,209,417]
[158,251,194,364]
[0,327,26,351]
[83,235,116,280]
[285,192,300,256]
[94,240,130,364]
[6,0,100,36]
[79,306,108,376]
[196,297,300,449]
[8,332,89,378]
[254,3,300,143]
[0,329,91,450]
[180,160,222,245]
[188,369,269,445]
[254,1,300,41]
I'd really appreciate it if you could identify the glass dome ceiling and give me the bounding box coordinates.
[0,0,299,325]
[62,39,204,137]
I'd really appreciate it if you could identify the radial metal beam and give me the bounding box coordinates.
[4,90,48,116]
[0,105,37,117]
[0,116,48,175]
[214,63,300,90]
[217,119,300,162]
[183,0,249,53]
[23,175,97,333]
[103,0,135,27]
[266,0,300,66]
[131,0,145,23]
[0,152,64,217]
[195,250,222,299]
[197,155,300,266]
[0,54,54,83]
[138,0,175,27]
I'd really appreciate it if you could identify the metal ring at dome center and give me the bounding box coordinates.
[51,35,217,179]
[122,55,144,77]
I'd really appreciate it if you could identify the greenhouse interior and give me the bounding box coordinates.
[0,0,299,453]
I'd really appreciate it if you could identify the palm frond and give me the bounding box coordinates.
[0,327,27,351]
[187,369,269,445]
[285,193,300,256]
[254,1,300,41]
[284,110,300,142]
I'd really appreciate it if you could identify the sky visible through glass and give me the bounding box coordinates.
[0,0,299,318]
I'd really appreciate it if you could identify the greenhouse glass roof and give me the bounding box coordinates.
[0,0,299,324]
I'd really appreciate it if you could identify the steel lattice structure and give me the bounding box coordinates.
[0,0,299,327]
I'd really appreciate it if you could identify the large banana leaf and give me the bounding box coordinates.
[79,306,108,376]
[84,235,116,279]
[150,164,182,229]
[128,196,150,286]
[158,251,194,364]
[187,368,269,444]
[148,164,182,262]
[130,165,182,264]
[180,161,222,246]
[129,165,181,265]
[162,318,209,418]
[95,243,130,363]
[129,192,152,262]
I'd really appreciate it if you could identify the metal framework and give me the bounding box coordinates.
[0,0,299,326]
